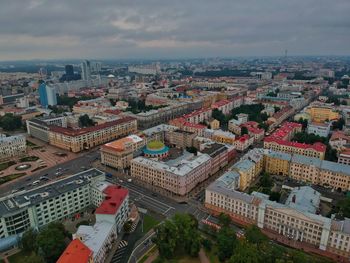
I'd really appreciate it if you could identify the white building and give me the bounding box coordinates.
[0,134,26,161]
[307,122,331,138]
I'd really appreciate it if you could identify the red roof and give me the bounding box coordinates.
[183,108,211,119]
[95,185,129,215]
[50,116,136,137]
[183,122,206,129]
[104,109,122,115]
[237,134,250,142]
[57,239,93,263]
[211,99,232,108]
[265,137,326,152]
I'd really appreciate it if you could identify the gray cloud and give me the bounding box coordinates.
[0,0,349,60]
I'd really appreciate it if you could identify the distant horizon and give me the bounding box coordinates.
[0,54,350,64]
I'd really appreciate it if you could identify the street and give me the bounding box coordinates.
[0,149,100,197]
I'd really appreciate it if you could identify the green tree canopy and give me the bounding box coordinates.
[21,228,38,253]
[78,114,94,128]
[36,222,67,263]
[0,113,22,131]
[217,225,237,261]
[229,240,260,263]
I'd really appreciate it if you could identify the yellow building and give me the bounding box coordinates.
[49,117,137,152]
[101,135,145,169]
[306,105,340,123]
[212,130,235,145]
[264,151,290,176]
[208,119,220,130]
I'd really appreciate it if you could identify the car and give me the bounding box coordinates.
[32,180,40,185]
[11,189,18,194]
[152,193,158,197]
[119,180,124,183]
[127,178,132,183]
[18,187,25,191]
[25,177,32,181]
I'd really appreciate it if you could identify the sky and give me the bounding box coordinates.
[0,0,349,61]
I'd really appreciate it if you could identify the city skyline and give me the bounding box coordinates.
[0,0,349,61]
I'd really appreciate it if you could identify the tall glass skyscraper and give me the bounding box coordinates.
[38,82,57,108]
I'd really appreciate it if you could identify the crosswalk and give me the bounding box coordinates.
[111,240,128,263]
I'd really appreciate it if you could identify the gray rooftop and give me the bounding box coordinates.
[0,169,104,216]
[285,186,321,214]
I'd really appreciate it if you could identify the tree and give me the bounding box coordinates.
[229,240,259,263]
[217,226,237,261]
[218,212,231,227]
[78,114,94,128]
[274,106,281,113]
[154,220,178,259]
[26,253,45,263]
[36,223,67,263]
[269,191,281,202]
[245,225,268,248]
[296,118,308,130]
[332,118,345,130]
[201,239,212,251]
[186,146,198,155]
[0,113,22,131]
[241,126,249,135]
[334,197,350,218]
[212,109,227,125]
[21,228,38,253]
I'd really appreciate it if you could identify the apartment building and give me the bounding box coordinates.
[264,122,326,160]
[211,130,236,145]
[100,135,145,169]
[61,184,129,263]
[182,107,212,124]
[127,102,199,129]
[49,117,137,152]
[200,143,231,174]
[211,99,235,115]
[130,152,212,196]
[205,182,350,260]
[0,169,105,238]
[234,134,254,152]
[0,134,26,161]
[165,130,196,149]
[338,150,350,165]
[57,239,93,263]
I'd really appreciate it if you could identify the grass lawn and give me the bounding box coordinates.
[0,161,16,171]
[7,251,32,263]
[0,173,26,185]
[143,214,160,233]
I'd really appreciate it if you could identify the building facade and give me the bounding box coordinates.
[0,134,26,162]
[49,117,137,152]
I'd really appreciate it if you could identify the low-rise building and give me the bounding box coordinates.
[101,135,145,169]
[57,239,93,263]
[234,134,254,152]
[0,134,26,162]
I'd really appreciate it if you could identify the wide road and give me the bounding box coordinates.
[0,149,100,197]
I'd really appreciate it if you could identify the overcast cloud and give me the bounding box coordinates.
[0,0,349,60]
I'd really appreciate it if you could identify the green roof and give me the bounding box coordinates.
[147,140,165,150]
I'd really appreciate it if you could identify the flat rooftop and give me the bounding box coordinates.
[0,169,104,216]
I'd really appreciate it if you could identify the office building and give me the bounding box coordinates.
[0,169,106,238]
[26,116,67,142]
[81,60,91,81]
[38,82,57,107]
[65,65,74,76]
[0,134,26,162]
